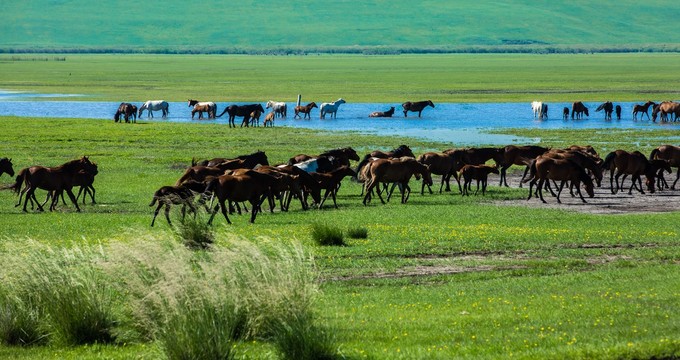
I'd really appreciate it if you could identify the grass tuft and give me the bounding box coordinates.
[173,215,215,250]
[311,224,346,246]
[347,226,368,239]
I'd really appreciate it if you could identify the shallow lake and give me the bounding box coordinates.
[0,92,675,145]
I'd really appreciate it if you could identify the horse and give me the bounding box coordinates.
[651,101,680,122]
[266,100,287,118]
[319,98,346,119]
[521,149,603,196]
[363,157,432,205]
[45,163,100,206]
[355,145,416,178]
[0,158,14,178]
[571,101,589,119]
[320,147,360,167]
[309,166,356,209]
[206,170,278,224]
[596,101,614,120]
[194,150,269,168]
[632,101,656,120]
[248,109,263,127]
[290,157,336,174]
[138,100,169,118]
[650,145,680,189]
[233,167,302,213]
[216,104,265,128]
[369,107,395,118]
[531,101,548,119]
[114,102,137,123]
[263,112,275,127]
[294,102,317,119]
[273,164,322,210]
[615,105,621,120]
[527,157,594,204]
[417,152,458,194]
[460,164,499,196]
[149,183,199,227]
[498,145,550,187]
[188,99,216,119]
[562,107,569,120]
[601,150,670,195]
[402,100,435,118]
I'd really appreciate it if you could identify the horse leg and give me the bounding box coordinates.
[150,202,164,227]
[249,198,259,223]
[319,188,331,209]
[165,204,174,225]
[474,179,481,195]
[574,181,587,203]
[403,183,411,203]
[519,165,532,188]
[556,181,565,203]
[362,179,375,206]
[219,199,232,224]
[482,178,488,195]
[537,179,547,203]
[672,168,680,190]
[64,188,81,212]
[527,178,535,200]
[331,187,339,208]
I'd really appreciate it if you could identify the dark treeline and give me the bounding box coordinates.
[2,44,680,55]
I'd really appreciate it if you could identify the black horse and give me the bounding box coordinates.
[369,107,396,117]
[402,100,435,117]
[596,101,614,120]
[217,104,265,128]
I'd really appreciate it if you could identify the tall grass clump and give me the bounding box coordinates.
[173,215,215,249]
[310,223,346,246]
[0,291,47,346]
[0,241,119,345]
[347,226,368,239]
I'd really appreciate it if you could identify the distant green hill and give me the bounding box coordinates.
[2,1,680,53]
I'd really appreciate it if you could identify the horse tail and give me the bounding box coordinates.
[649,148,660,161]
[216,107,229,118]
[5,170,26,193]
[601,151,616,170]
[521,159,537,183]
[149,196,158,207]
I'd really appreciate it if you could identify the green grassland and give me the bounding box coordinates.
[3,53,680,102]
[0,116,679,359]
[2,1,680,53]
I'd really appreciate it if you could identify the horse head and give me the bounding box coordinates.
[0,158,14,177]
[336,98,346,105]
[309,102,318,109]
[345,147,360,161]
[420,164,433,186]
[427,100,435,108]
[396,145,415,158]
[583,107,589,117]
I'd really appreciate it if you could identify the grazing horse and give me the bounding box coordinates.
[114,102,137,123]
[615,105,622,120]
[363,157,432,205]
[596,101,614,120]
[319,98,346,119]
[652,101,680,122]
[138,100,169,118]
[294,102,317,119]
[461,164,499,196]
[417,152,457,194]
[402,100,435,118]
[632,101,656,120]
[0,158,14,177]
[263,112,275,127]
[216,104,265,128]
[571,101,589,119]
[531,101,548,119]
[527,157,594,203]
[195,150,269,168]
[188,99,216,119]
[266,100,287,118]
[309,166,357,209]
[602,150,670,194]
[369,107,395,118]
[562,107,569,120]
[650,145,680,189]
[355,145,416,178]
[498,145,550,187]
[206,170,278,224]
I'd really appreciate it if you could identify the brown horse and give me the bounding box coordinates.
[596,101,614,120]
[355,145,416,177]
[188,99,217,119]
[232,167,302,213]
[460,164,499,196]
[363,157,432,205]
[650,145,680,189]
[527,157,594,203]
[632,101,656,120]
[206,170,278,224]
[369,107,395,118]
[417,151,458,194]
[601,150,670,194]
[309,166,356,209]
[571,101,589,119]
[0,158,14,177]
[43,163,100,207]
[615,105,621,120]
[274,164,322,209]
[402,100,435,118]
[194,151,269,168]
[149,183,199,226]
[293,102,317,119]
[114,102,137,123]
[263,112,275,127]
[498,145,549,187]
[652,101,680,122]
[216,104,265,128]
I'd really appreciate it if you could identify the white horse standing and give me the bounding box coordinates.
[139,100,169,118]
[266,100,287,118]
[531,101,548,119]
[319,98,346,119]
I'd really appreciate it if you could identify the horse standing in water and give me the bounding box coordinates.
[596,101,614,120]
[632,101,656,120]
[138,100,169,118]
[319,98,346,119]
[266,101,287,118]
[402,100,435,117]
[216,104,265,127]
[114,103,137,123]
[293,102,317,119]
[571,101,589,119]
[562,107,569,120]
[188,99,216,119]
[531,101,548,119]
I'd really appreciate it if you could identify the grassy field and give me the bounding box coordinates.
[2,1,680,52]
[0,116,679,359]
[3,53,680,102]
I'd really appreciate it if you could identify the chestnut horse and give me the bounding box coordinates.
[369,107,395,118]
[216,104,265,128]
[363,157,432,205]
[498,145,550,187]
[206,170,278,224]
[188,99,216,119]
[571,101,589,119]
[650,145,680,189]
[527,157,594,203]
[114,102,137,123]
[461,164,499,196]
[417,151,458,194]
[601,150,670,194]
[632,101,656,120]
[596,101,614,120]
[651,101,680,122]
[355,145,416,178]
[0,158,14,177]
[402,100,434,117]
[293,102,317,119]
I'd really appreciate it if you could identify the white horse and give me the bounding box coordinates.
[531,101,548,119]
[319,98,346,119]
[139,100,169,118]
[265,100,287,118]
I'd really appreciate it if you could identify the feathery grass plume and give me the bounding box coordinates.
[0,291,48,346]
[310,223,346,246]
[347,226,368,239]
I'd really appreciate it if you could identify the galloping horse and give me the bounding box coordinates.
[596,101,614,120]
[571,101,589,119]
[363,157,432,205]
[601,150,670,194]
[369,107,395,118]
[402,100,435,117]
[216,104,265,128]
[188,99,216,119]
[0,158,14,178]
[531,101,548,119]
[266,100,287,118]
[114,102,137,123]
[294,102,317,119]
[649,145,680,189]
[319,98,346,119]
[527,157,594,203]
[632,101,656,120]
[138,100,169,118]
[149,183,198,227]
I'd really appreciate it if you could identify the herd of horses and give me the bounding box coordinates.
[534,100,680,122]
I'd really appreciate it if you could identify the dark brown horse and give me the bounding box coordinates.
[216,104,265,128]
[571,101,589,119]
[188,99,217,119]
[650,145,680,189]
[562,107,569,120]
[195,151,269,168]
[114,103,137,123]
[402,100,435,118]
[309,166,356,209]
[601,150,670,194]
[460,164,499,196]
[632,101,656,120]
[417,152,458,194]
[363,157,432,205]
[615,105,621,120]
[0,158,14,177]
[596,101,614,120]
[369,107,395,118]
[527,157,594,203]
[498,145,550,187]
[293,102,317,119]
[43,163,100,207]
[232,167,303,213]
[206,170,278,224]
[274,164,322,209]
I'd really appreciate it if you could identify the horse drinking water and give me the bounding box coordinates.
[138,100,169,118]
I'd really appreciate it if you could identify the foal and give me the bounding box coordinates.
[460,165,499,196]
